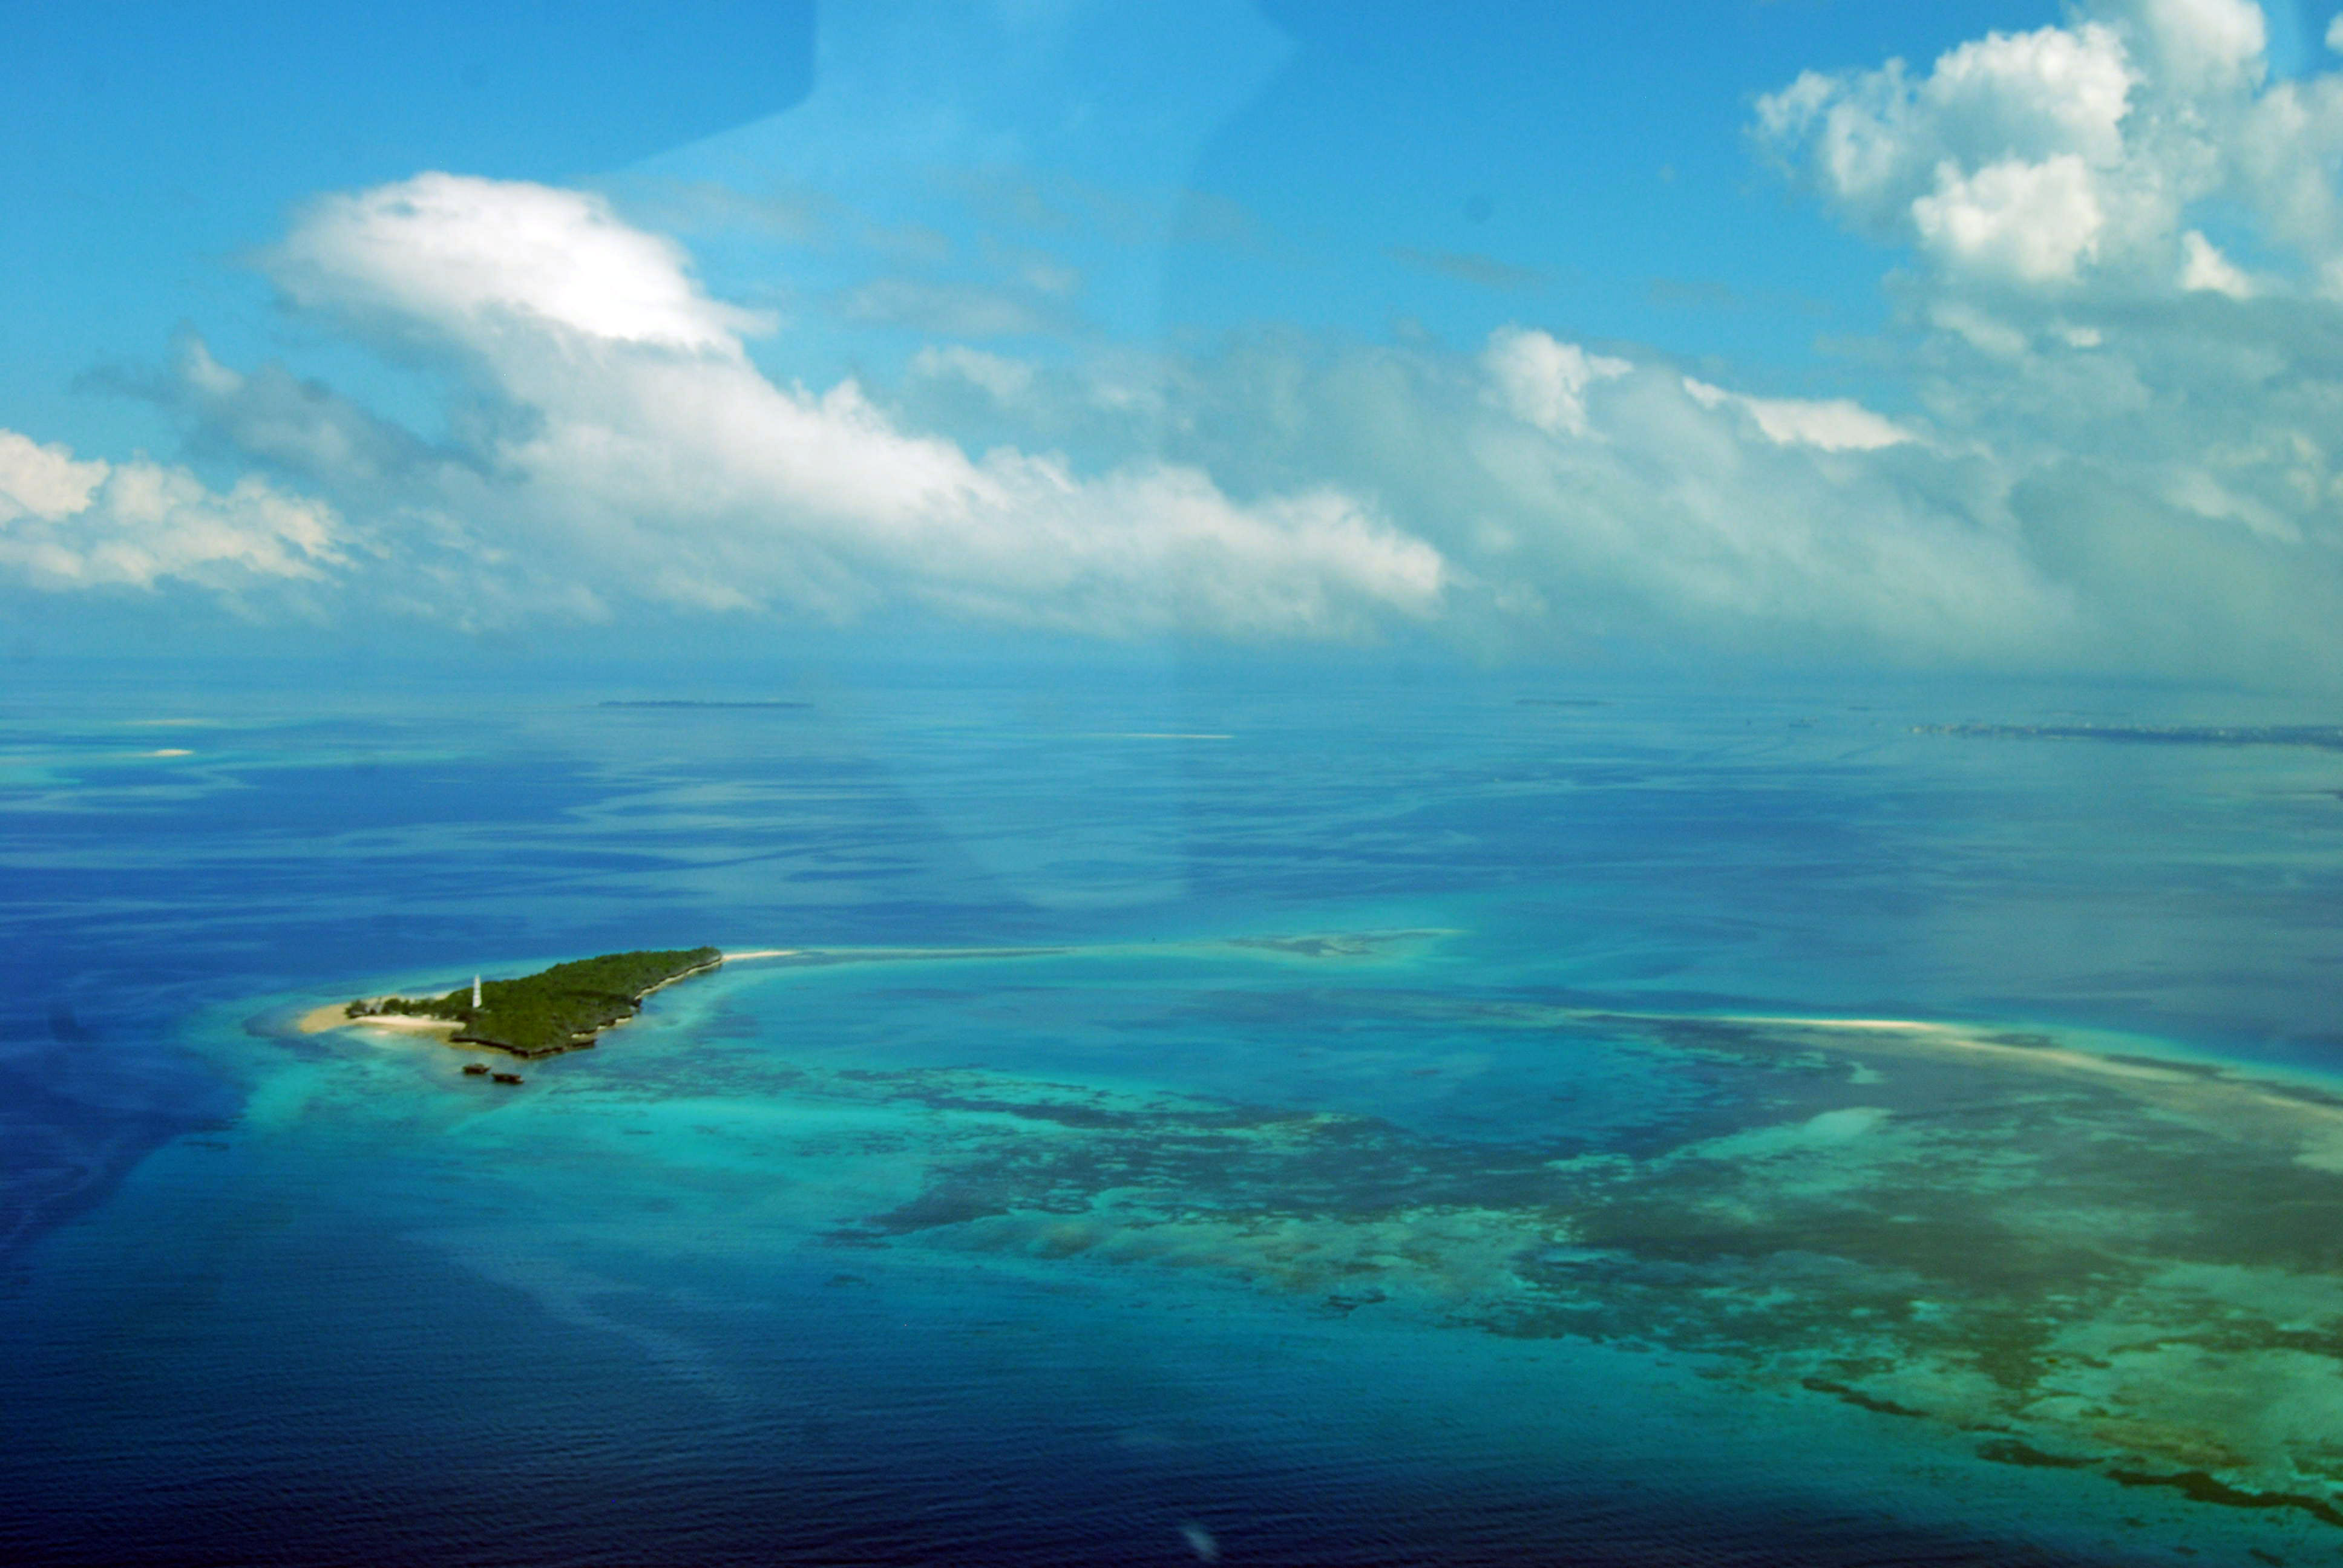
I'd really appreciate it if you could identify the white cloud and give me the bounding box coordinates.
[1755,21,2139,244]
[1481,327,1630,436]
[1925,22,2137,168]
[1755,6,2246,294]
[272,173,770,354]
[2167,464,2297,540]
[1681,379,1912,452]
[1759,1,2343,308]
[1910,154,2108,284]
[0,429,106,520]
[2125,0,2266,93]
[0,428,346,592]
[247,174,1443,639]
[2178,228,2254,296]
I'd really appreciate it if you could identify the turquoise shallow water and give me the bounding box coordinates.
[9,666,2343,1564]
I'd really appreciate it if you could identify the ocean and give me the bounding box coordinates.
[8,659,2343,1566]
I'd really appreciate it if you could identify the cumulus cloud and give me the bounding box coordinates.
[1754,19,2141,272]
[272,173,772,353]
[234,173,1443,639]
[1909,153,2109,284]
[2129,0,2266,93]
[1481,327,1629,437]
[1731,0,2343,679]
[1753,1,2300,295]
[0,428,344,593]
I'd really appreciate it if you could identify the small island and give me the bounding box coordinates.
[339,947,723,1059]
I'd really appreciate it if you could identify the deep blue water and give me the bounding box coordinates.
[8,661,2343,1565]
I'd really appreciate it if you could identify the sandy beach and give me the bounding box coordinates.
[296,1002,457,1040]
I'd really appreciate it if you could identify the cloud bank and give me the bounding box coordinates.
[21,1,2343,684]
[183,166,2008,662]
[1738,0,2343,678]
[0,428,344,593]
[131,155,2328,676]
[228,172,1444,640]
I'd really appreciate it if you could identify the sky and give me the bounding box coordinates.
[8,0,2343,685]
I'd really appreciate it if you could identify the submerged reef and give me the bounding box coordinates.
[766,988,2343,1530]
[350,947,721,1057]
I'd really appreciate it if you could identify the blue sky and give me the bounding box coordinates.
[9,1,2343,682]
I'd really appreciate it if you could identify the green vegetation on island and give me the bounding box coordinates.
[347,947,722,1058]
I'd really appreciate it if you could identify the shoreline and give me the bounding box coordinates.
[295,949,729,1057]
[297,1003,456,1040]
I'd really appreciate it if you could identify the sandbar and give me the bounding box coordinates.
[1700,1011,2343,1163]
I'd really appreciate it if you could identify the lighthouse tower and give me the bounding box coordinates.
[472,975,483,1008]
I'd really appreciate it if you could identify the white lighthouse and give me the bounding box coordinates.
[472,975,483,1008]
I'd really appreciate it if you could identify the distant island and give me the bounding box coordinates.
[1918,722,2343,751]
[341,947,722,1059]
[598,700,812,710]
